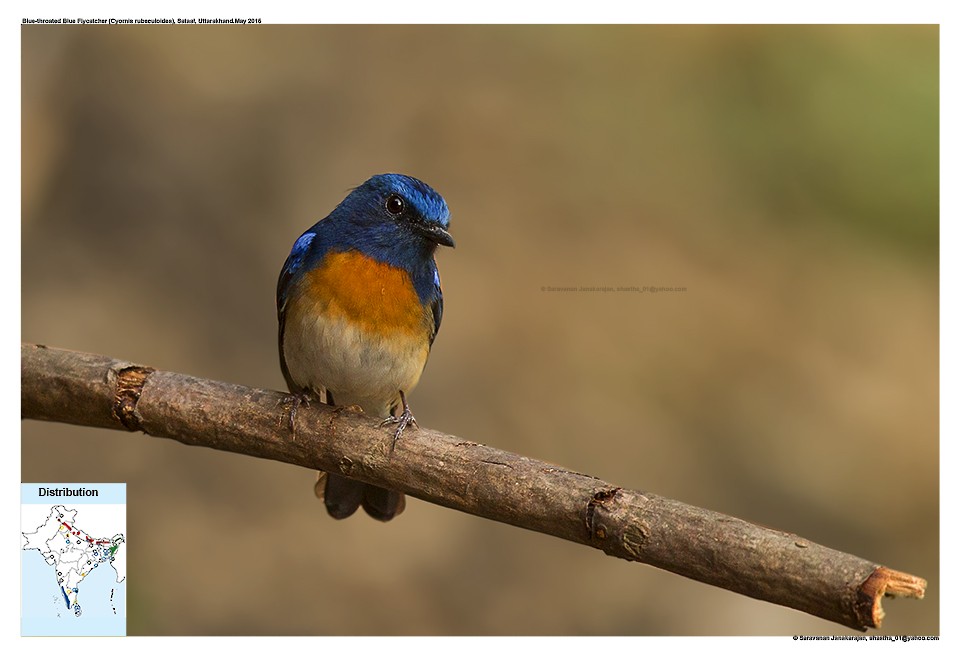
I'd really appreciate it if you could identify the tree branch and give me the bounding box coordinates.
[20,343,926,631]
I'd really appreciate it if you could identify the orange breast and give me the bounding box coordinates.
[301,250,429,337]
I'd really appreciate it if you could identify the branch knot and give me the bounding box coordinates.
[112,365,154,431]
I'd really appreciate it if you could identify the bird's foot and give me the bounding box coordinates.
[378,392,418,453]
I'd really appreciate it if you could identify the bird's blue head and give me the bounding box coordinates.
[323,173,454,270]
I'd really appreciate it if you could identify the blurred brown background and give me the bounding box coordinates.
[21,25,938,635]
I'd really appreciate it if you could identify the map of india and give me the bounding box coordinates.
[23,505,126,617]
[21,483,126,636]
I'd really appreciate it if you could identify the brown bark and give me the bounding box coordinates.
[20,343,926,631]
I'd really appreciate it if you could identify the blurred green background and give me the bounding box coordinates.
[21,25,938,635]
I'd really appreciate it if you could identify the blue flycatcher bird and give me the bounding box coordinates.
[277,173,454,521]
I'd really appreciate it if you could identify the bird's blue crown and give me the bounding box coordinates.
[356,173,450,229]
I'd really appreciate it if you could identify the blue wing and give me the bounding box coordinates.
[277,230,316,318]
[277,230,317,391]
[429,267,443,346]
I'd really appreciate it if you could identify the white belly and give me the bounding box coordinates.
[283,310,429,418]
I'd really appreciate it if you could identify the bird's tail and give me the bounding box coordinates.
[315,472,406,522]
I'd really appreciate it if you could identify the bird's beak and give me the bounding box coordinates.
[420,223,456,248]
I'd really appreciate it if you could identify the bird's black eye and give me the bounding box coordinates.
[385,194,404,216]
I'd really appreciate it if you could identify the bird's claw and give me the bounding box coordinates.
[378,410,418,437]
[379,393,417,453]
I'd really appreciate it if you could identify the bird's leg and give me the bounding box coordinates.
[379,390,418,453]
